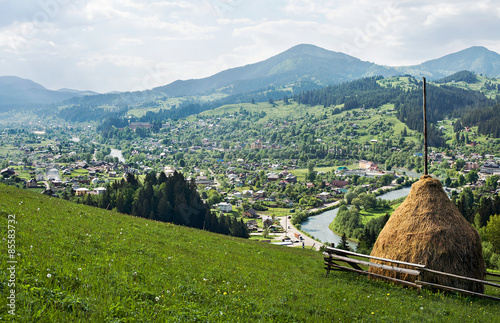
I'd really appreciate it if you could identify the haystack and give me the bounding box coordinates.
[370,175,485,293]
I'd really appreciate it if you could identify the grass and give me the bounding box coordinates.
[290,165,355,182]
[359,203,402,225]
[1,184,500,321]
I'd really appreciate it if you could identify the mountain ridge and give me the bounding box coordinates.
[2,45,500,108]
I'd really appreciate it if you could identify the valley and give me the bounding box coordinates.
[2,44,500,320]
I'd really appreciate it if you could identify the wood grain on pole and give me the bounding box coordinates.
[423,77,428,175]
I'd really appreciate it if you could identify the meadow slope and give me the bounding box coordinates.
[1,184,499,322]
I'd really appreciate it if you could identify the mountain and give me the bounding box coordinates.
[84,44,500,104]
[4,45,500,109]
[152,44,397,97]
[57,88,99,96]
[0,76,98,109]
[398,46,500,79]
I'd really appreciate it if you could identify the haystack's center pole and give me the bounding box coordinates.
[423,77,428,176]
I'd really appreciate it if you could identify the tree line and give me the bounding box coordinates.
[79,171,249,238]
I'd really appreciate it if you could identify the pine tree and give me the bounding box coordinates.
[338,233,350,251]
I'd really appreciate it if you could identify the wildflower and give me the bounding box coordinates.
[155,297,160,302]
[223,292,227,295]
[47,274,52,278]
[78,268,82,271]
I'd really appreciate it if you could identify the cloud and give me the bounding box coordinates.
[0,0,499,92]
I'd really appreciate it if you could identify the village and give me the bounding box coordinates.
[2,119,500,247]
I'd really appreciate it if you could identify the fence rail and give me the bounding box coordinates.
[324,247,500,302]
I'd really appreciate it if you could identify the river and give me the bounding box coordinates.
[108,149,125,163]
[301,186,412,249]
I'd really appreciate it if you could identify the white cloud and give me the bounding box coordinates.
[0,0,499,92]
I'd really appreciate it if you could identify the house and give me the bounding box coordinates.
[75,188,90,196]
[282,199,294,207]
[254,190,266,198]
[1,168,16,177]
[75,161,88,169]
[331,180,349,188]
[251,141,263,149]
[216,202,232,213]
[285,174,297,184]
[242,190,254,197]
[262,216,273,228]
[267,174,279,182]
[246,220,258,231]
[26,178,38,188]
[195,176,212,185]
[359,160,376,169]
[243,208,258,218]
[94,187,107,195]
[317,192,330,202]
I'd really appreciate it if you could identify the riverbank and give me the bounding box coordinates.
[299,185,412,249]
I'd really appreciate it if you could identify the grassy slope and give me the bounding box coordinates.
[1,184,500,322]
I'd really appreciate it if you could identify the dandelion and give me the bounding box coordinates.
[386,293,390,296]
[47,274,52,278]
[223,292,227,295]
[371,312,374,315]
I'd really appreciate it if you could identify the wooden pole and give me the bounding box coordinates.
[423,77,428,175]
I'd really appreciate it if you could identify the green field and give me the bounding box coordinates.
[1,184,500,321]
[359,203,402,225]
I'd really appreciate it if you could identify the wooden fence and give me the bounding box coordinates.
[324,247,500,302]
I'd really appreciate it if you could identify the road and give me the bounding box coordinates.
[277,216,323,251]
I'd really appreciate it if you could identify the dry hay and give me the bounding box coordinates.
[370,175,486,293]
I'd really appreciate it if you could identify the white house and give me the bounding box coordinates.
[94,187,107,195]
[216,202,232,213]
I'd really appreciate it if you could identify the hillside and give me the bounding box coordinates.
[57,45,500,109]
[0,76,98,110]
[151,44,395,97]
[400,46,500,80]
[1,184,500,321]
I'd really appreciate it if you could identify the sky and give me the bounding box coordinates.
[0,0,499,93]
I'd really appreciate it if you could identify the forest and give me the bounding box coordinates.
[77,171,249,239]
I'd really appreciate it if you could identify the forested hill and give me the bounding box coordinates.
[293,76,496,146]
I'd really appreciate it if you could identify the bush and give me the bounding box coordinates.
[489,253,500,270]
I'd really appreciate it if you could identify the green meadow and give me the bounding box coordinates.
[1,184,500,321]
